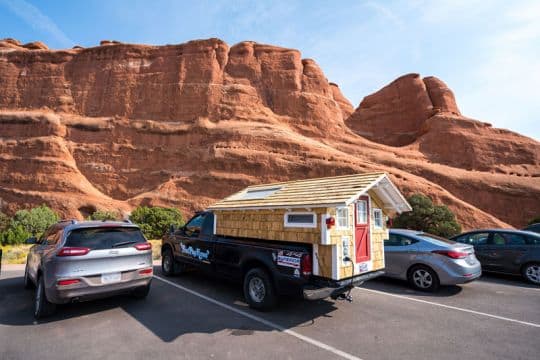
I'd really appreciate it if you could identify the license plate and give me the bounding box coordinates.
[101,272,121,284]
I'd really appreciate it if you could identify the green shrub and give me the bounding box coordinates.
[129,206,185,239]
[0,225,32,246]
[88,210,120,221]
[392,194,462,238]
[0,205,59,245]
[527,216,540,226]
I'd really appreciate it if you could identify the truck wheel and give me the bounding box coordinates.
[34,275,56,319]
[243,268,277,311]
[162,248,177,276]
[408,265,440,292]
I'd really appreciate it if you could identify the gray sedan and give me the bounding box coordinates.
[384,229,482,291]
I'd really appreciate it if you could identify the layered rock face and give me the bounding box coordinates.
[0,38,538,229]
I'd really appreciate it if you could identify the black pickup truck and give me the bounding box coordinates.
[161,211,383,310]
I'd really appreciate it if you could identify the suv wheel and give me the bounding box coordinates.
[243,268,277,311]
[522,263,540,285]
[34,275,56,319]
[24,265,33,289]
[408,265,440,292]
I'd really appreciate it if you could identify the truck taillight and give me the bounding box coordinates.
[135,243,152,251]
[326,217,335,229]
[301,254,312,276]
[57,247,90,257]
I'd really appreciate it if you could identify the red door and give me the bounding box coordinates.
[355,196,371,263]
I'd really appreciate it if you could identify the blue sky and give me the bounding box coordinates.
[1,0,539,140]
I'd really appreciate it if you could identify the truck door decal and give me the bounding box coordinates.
[180,243,210,261]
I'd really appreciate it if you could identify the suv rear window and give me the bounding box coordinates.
[66,227,146,250]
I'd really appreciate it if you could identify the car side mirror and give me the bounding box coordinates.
[169,224,177,233]
[26,237,37,244]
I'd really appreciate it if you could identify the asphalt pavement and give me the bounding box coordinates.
[0,264,538,360]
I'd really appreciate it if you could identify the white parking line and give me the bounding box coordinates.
[356,287,540,328]
[154,275,362,360]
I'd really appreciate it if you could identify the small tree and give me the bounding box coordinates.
[88,210,120,221]
[11,205,59,237]
[0,224,32,246]
[392,194,461,238]
[528,216,540,226]
[129,206,185,239]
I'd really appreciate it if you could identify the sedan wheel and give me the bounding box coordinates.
[408,265,440,292]
[523,263,540,285]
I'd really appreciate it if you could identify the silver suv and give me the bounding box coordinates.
[24,220,153,318]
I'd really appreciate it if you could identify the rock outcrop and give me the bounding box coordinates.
[0,38,538,229]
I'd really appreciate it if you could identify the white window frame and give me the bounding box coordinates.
[356,200,368,225]
[373,208,383,229]
[283,212,317,228]
[336,206,349,230]
[341,236,351,264]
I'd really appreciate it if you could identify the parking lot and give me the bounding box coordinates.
[1,264,539,360]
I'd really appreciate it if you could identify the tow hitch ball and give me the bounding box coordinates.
[337,293,353,302]
[332,292,353,302]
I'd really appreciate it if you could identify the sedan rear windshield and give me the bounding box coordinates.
[65,227,146,250]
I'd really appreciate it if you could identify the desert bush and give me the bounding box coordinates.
[527,216,540,226]
[0,205,59,245]
[392,194,462,238]
[88,210,120,221]
[129,206,185,239]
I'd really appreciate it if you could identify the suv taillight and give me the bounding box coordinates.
[301,254,312,276]
[432,250,468,259]
[57,247,90,257]
[135,243,152,251]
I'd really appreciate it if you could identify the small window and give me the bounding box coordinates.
[342,236,351,263]
[356,200,367,224]
[336,207,349,229]
[239,187,281,200]
[373,208,383,228]
[284,212,316,228]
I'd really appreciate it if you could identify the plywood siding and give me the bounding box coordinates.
[214,208,327,244]
[314,244,334,278]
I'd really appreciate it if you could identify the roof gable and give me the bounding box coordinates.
[208,172,411,215]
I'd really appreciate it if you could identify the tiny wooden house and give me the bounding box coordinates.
[207,172,411,281]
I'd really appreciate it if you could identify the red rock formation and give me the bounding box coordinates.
[0,38,538,229]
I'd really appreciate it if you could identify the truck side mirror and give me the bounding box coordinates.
[26,237,37,244]
[169,224,177,233]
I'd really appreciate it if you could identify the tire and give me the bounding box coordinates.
[34,275,56,319]
[522,263,540,285]
[161,248,177,276]
[24,265,34,289]
[243,268,277,311]
[132,283,151,299]
[408,265,440,292]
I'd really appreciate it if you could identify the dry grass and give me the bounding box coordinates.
[1,244,31,265]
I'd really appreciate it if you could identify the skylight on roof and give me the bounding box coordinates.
[239,187,281,200]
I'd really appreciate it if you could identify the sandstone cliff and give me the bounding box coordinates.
[0,38,538,229]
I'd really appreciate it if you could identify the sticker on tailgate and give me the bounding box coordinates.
[276,250,302,269]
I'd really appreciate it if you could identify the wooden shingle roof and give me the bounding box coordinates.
[208,172,411,214]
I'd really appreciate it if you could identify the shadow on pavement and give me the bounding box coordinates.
[478,272,539,289]
[0,266,340,342]
[361,276,463,297]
